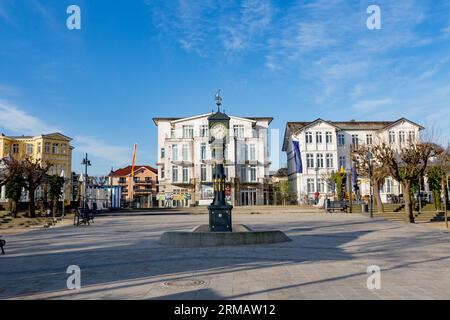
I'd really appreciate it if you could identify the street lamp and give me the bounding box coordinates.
[315,166,319,204]
[109,168,114,209]
[366,149,373,218]
[60,169,66,219]
[81,153,91,210]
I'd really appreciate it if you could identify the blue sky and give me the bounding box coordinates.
[1,0,450,175]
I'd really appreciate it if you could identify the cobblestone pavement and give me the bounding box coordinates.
[0,211,449,300]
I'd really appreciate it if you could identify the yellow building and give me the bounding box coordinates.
[0,132,74,204]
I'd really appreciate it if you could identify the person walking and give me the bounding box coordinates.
[314,191,319,205]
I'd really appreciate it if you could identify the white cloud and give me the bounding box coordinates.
[221,0,273,53]
[0,101,59,134]
[353,98,393,112]
[72,135,130,167]
[0,101,130,170]
[148,0,273,56]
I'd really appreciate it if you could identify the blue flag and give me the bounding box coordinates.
[292,140,303,174]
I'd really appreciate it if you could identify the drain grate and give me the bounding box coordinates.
[162,279,206,288]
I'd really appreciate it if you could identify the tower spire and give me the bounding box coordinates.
[214,89,222,112]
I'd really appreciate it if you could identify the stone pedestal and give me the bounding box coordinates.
[208,204,233,232]
[160,224,291,247]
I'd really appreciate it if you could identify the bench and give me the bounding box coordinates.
[0,238,5,255]
[75,207,95,226]
[325,200,347,213]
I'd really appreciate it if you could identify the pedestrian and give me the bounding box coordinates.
[314,191,319,205]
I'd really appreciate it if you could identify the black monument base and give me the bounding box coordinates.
[208,204,233,232]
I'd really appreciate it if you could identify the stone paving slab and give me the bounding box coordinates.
[0,211,449,300]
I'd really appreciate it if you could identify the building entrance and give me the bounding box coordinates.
[240,188,257,206]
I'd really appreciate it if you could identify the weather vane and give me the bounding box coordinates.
[214,89,222,111]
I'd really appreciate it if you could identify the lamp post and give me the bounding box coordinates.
[347,166,353,213]
[81,153,91,210]
[60,170,66,219]
[109,168,114,209]
[315,166,319,204]
[366,149,373,218]
[208,90,233,232]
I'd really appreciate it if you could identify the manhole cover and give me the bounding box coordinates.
[162,279,206,287]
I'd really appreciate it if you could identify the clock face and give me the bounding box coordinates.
[210,123,227,140]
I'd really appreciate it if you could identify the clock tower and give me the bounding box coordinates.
[207,90,233,232]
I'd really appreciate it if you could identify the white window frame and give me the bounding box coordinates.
[399,131,405,143]
[200,125,208,137]
[305,132,313,144]
[200,164,207,181]
[389,131,395,144]
[182,144,188,161]
[338,133,345,146]
[200,143,206,160]
[26,144,34,155]
[326,153,333,168]
[172,144,178,161]
[326,132,332,144]
[306,153,314,168]
[249,165,257,182]
[307,178,314,193]
[249,144,256,161]
[233,125,244,138]
[316,154,324,168]
[351,135,359,149]
[316,132,323,144]
[182,125,194,139]
[172,166,178,182]
[182,165,189,182]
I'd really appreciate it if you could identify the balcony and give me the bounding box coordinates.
[133,180,153,185]
[170,160,193,165]
[239,178,259,184]
[134,189,153,194]
[172,178,195,186]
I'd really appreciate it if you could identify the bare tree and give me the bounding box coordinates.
[21,157,51,218]
[0,158,16,188]
[1,157,24,217]
[427,144,450,227]
[352,145,390,213]
[376,142,434,223]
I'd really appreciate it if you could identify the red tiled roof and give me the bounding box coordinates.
[110,165,157,177]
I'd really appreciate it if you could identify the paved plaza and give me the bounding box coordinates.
[0,211,449,300]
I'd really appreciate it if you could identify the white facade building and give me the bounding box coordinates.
[283,118,424,204]
[153,113,273,206]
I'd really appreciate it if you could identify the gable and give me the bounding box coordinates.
[42,132,73,141]
[383,118,424,131]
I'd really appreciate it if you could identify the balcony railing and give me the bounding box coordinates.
[134,189,153,193]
